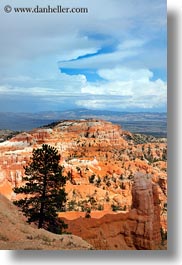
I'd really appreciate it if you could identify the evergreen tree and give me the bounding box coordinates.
[13,144,67,234]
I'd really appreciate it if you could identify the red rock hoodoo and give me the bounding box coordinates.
[63,173,162,250]
[0,119,167,249]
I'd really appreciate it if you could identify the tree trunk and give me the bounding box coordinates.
[38,173,47,229]
[38,201,44,229]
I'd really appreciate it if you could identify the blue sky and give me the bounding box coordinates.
[0,0,167,112]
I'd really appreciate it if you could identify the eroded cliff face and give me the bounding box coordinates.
[62,173,162,250]
[128,173,161,249]
[0,119,167,242]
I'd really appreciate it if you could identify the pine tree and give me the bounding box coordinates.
[13,144,67,234]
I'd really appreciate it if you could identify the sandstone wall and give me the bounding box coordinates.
[63,173,162,250]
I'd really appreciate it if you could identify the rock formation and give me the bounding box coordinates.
[62,173,162,250]
[0,119,167,249]
[128,172,161,249]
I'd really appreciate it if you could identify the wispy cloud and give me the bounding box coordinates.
[0,0,167,112]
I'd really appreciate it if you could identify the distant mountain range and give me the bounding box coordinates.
[0,109,167,137]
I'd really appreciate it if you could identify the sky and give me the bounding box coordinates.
[0,0,167,113]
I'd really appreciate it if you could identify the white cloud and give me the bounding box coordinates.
[0,0,166,112]
[58,39,145,70]
[0,0,166,69]
[118,39,147,50]
[0,66,166,111]
[78,67,167,110]
[98,67,153,81]
[0,73,87,96]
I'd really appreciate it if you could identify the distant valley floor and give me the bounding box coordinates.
[0,109,167,138]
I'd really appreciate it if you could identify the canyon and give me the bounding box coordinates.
[0,119,167,250]
[62,172,162,250]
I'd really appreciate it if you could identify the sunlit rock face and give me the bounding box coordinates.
[0,119,167,242]
[128,173,161,249]
[62,173,162,250]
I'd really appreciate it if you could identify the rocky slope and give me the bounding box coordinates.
[0,194,93,250]
[62,173,163,250]
[0,130,19,143]
[0,119,167,249]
